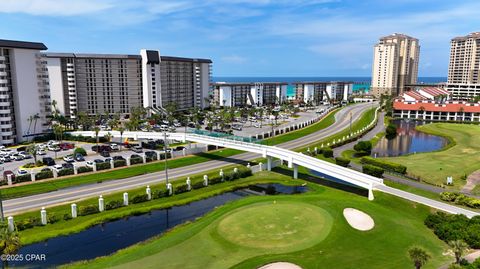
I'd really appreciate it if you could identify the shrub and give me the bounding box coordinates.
[130,157,143,165]
[105,200,124,210]
[322,147,333,158]
[335,157,350,167]
[209,175,223,185]
[425,212,480,249]
[96,162,111,171]
[63,214,72,221]
[130,194,149,204]
[440,192,480,209]
[73,147,87,156]
[15,174,32,183]
[360,156,407,174]
[237,167,252,178]
[192,181,206,190]
[48,214,59,224]
[152,189,170,199]
[385,123,397,139]
[77,166,93,174]
[35,170,53,180]
[174,184,190,194]
[362,164,384,177]
[58,168,74,177]
[16,217,42,231]
[440,192,461,202]
[354,140,372,153]
[79,205,100,216]
[114,160,126,168]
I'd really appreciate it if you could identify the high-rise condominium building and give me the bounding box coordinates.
[446,32,480,100]
[212,82,287,107]
[371,33,420,97]
[0,39,51,145]
[47,50,212,117]
[294,81,353,104]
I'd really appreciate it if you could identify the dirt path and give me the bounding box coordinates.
[462,170,480,193]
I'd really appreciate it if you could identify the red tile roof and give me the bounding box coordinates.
[393,100,480,113]
[404,91,428,100]
[419,87,449,97]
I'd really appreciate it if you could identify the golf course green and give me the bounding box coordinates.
[64,171,452,269]
[382,123,480,189]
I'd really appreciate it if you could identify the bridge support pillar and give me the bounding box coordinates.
[368,183,374,201]
[293,164,298,179]
[267,157,272,171]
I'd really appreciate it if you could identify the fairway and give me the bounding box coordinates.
[217,202,332,250]
[383,123,480,189]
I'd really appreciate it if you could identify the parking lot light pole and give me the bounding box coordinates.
[163,131,169,185]
[0,190,4,221]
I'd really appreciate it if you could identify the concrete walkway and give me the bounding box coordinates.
[462,170,480,193]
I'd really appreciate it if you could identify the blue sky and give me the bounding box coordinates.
[0,0,479,77]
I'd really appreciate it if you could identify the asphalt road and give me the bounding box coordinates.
[3,103,375,215]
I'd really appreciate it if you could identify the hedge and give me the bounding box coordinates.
[192,181,207,190]
[425,212,480,249]
[105,200,124,211]
[16,217,42,231]
[322,147,333,158]
[79,205,100,216]
[15,174,32,183]
[335,157,350,167]
[74,147,87,156]
[440,192,480,209]
[362,164,384,178]
[96,162,111,171]
[58,168,74,177]
[114,160,127,168]
[35,170,54,180]
[130,157,144,165]
[77,166,93,174]
[152,189,170,199]
[354,140,372,153]
[174,184,189,194]
[361,156,407,174]
[130,194,149,204]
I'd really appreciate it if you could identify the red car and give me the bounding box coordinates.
[59,142,75,150]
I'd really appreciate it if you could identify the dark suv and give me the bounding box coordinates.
[42,157,56,166]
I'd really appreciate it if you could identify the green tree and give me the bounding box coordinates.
[448,240,469,264]
[26,144,38,163]
[118,126,125,151]
[52,123,64,142]
[408,246,431,269]
[0,221,21,268]
[92,126,101,152]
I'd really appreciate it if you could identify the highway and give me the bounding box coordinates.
[4,103,374,215]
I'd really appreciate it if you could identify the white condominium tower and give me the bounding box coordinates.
[371,33,420,97]
[0,39,51,145]
[448,32,480,84]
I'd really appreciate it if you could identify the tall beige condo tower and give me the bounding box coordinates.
[448,32,480,84]
[371,33,420,97]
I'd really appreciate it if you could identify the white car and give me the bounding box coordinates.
[17,169,28,175]
[48,145,60,151]
[110,143,119,150]
[10,153,24,161]
[19,151,32,159]
[63,155,75,162]
[254,123,262,128]
[52,164,63,172]
[173,122,182,127]
[86,161,95,168]
[37,149,47,155]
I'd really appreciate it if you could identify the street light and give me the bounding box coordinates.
[163,131,170,185]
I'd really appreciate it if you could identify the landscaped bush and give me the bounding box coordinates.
[96,162,111,171]
[130,194,149,204]
[114,160,126,168]
[159,153,172,160]
[354,140,372,154]
[16,217,42,231]
[440,192,480,209]
[425,212,480,249]
[237,167,252,178]
[73,147,87,156]
[335,157,350,167]
[174,184,189,194]
[385,123,397,139]
[48,213,59,224]
[146,155,158,162]
[35,170,53,180]
[58,168,74,177]
[322,148,333,158]
[362,164,384,177]
[130,157,143,165]
[360,156,407,174]
[192,181,206,190]
[79,205,100,216]
[15,174,31,183]
[63,214,72,221]
[77,166,93,174]
[105,200,124,210]
[152,189,170,199]
[209,175,223,185]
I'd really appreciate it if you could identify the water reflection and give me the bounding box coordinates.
[372,119,448,157]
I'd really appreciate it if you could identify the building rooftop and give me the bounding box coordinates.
[452,32,480,41]
[0,39,48,50]
[212,82,288,86]
[394,100,480,113]
[292,81,354,84]
[419,87,449,97]
[44,52,212,63]
[380,33,418,41]
[404,91,428,101]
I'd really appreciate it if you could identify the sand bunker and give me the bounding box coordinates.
[258,262,303,269]
[343,208,375,231]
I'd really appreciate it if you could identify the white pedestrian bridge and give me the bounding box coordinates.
[70,130,479,218]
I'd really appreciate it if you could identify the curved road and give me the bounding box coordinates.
[4,103,375,215]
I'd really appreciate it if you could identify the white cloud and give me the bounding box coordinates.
[221,55,247,64]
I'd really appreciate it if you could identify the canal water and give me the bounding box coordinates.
[371,119,448,157]
[12,184,307,268]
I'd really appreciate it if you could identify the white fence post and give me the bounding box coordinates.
[186,177,191,190]
[7,216,14,232]
[99,195,105,212]
[203,175,208,186]
[146,185,152,200]
[40,207,47,225]
[71,204,77,218]
[123,192,129,206]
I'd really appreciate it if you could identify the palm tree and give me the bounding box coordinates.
[118,126,125,151]
[52,124,64,142]
[93,126,101,153]
[448,240,469,264]
[0,221,21,268]
[408,246,431,269]
[32,113,40,138]
[26,144,38,164]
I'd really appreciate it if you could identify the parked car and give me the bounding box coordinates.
[74,153,85,162]
[42,157,56,166]
[145,151,157,158]
[62,163,74,169]
[16,146,27,152]
[100,151,110,157]
[112,156,125,161]
[232,124,242,131]
[131,145,143,153]
[174,146,185,151]
[104,157,112,163]
[41,167,51,172]
[10,153,24,161]
[109,143,119,151]
[17,169,28,175]
[91,145,111,153]
[173,122,182,127]
[52,164,63,172]
[63,155,75,163]
[48,145,60,152]
[19,151,32,159]
[85,161,95,168]
[0,155,12,162]
[36,149,47,155]
[59,142,75,150]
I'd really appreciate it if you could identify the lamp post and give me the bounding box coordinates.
[349,112,352,135]
[163,131,170,185]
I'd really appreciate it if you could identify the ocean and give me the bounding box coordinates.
[212,77,447,97]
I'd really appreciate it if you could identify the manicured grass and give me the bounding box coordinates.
[64,172,451,269]
[382,123,479,189]
[2,108,341,200]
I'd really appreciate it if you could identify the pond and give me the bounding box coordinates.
[371,119,448,157]
[12,184,307,268]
